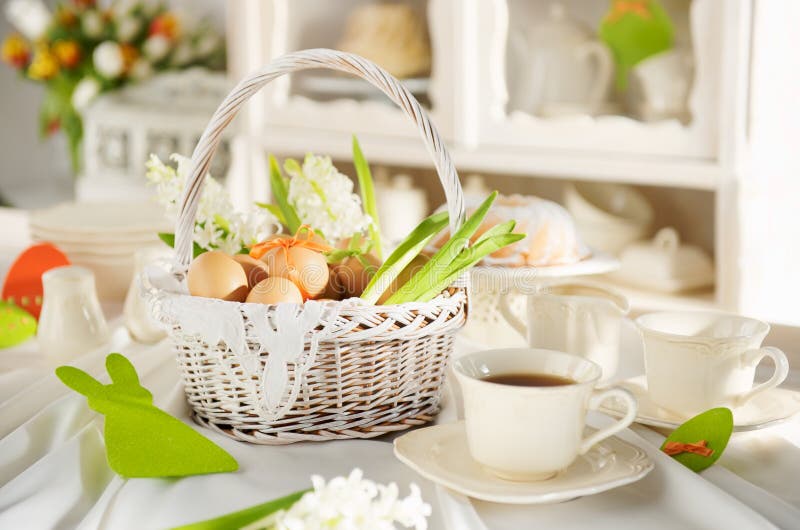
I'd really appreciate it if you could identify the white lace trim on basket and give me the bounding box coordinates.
[162,294,341,422]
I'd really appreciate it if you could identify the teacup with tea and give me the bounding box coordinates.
[453,348,637,481]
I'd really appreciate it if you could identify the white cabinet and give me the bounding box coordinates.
[223,0,800,325]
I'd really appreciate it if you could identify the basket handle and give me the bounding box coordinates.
[175,48,465,268]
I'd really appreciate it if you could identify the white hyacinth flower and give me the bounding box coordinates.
[244,468,431,530]
[81,10,104,39]
[143,35,171,62]
[5,0,50,41]
[93,41,124,79]
[72,77,101,112]
[116,16,141,42]
[287,154,371,242]
[145,154,279,254]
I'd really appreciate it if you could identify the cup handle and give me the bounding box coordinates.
[736,346,790,406]
[579,388,638,455]
[578,41,613,108]
[498,295,527,339]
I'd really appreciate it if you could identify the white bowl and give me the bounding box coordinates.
[564,183,654,255]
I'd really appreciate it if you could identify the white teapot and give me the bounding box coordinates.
[511,3,613,117]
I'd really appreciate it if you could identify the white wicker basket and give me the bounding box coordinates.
[145,49,468,445]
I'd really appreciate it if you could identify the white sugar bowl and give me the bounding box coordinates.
[612,228,714,293]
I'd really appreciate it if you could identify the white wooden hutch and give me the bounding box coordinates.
[223,0,800,326]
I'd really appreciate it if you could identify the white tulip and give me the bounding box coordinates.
[129,58,153,81]
[93,41,124,79]
[81,10,105,39]
[72,78,101,112]
[143,35,170,62]
[5,0,51,41]
[116,16,141,42]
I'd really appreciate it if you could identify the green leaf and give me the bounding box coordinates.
[404,232,525,303]
[353,135,382,259]
[386,192,498,304]
[473,220,517,244]
[170,490,309,530]
[158,232,206,258]
[255,202,287,226]
[213,214,231,235]
[360,211,449,304]
[661,407,734,473]
[269,155,302,233]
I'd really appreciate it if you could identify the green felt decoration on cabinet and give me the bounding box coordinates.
[56,353,238,478]
[599,0,675,90]
[661,407,734,472]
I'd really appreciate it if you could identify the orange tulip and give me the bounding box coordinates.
[53,40,81,68]
[1,34,30,69]
[57,7,78,26]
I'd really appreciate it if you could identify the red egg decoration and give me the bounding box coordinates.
[1,243,70,319]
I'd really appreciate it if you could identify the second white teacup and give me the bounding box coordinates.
[453,348,637,481]
[637,311,789,416]
[499,283,630,381]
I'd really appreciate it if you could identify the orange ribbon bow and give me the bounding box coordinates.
[662,440,714,458]
[249,226,332,260]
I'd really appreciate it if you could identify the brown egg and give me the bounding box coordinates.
[320,265,345,301]
[335,252,382,299]
[262,246,329,299]
[378,254,430,304]
[246,277,303,305]
[233,254,269,288]
[187,251,249,302]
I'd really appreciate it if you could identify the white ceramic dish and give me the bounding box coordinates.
[610,228,715,293]
[600,376,800,432]
[471,251,619,291]
[394,421,653,505]
[564,183,653,255]
[30,201,171,235]
[31,228,161,245]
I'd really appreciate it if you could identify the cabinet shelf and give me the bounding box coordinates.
[255,127,720,190]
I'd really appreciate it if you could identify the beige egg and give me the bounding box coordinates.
[262,246,329,299]
[378,253,430,304]
[246,277,303,305]
[187,251,249,302]
[233,254,269,288]
[334,252,382,299]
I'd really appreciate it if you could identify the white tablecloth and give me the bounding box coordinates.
[1,313,799,530]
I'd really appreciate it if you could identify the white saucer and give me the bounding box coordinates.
[393,421,653,505]
[600,376,800,432]
[471,251,619,291]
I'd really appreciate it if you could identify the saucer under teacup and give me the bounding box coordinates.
[600,376,800,432]
[393,422,653,505]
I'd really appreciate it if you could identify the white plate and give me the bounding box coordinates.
[30,201,171,235]
[600,375,800,432]
[297,73,430,97]
[471,252,619,291]
[394,421,653,505]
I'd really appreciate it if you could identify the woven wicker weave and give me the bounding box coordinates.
[145,49,468,444]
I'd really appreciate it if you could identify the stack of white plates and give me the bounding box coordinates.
[29,201,172,301]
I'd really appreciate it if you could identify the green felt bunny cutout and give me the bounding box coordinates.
[56,353,238,478]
